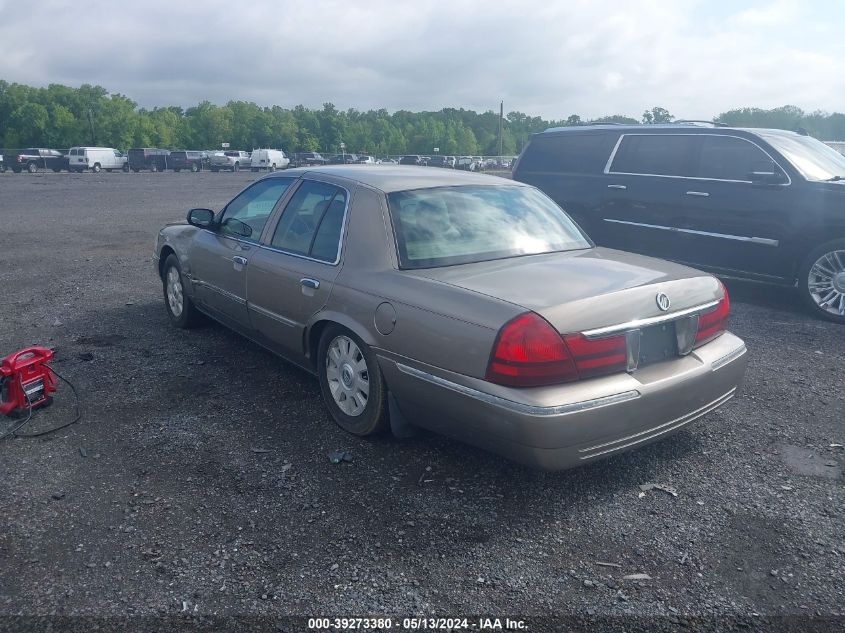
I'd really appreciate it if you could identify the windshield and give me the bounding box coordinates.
[757,132,845,181]
[387,185,591,269]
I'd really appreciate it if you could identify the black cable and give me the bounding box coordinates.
[0,366,82,440]
[0,383,34,441]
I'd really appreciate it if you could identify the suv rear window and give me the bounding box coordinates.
[609,134,696,177]
[519,133,618,174]
[387,185,590,269]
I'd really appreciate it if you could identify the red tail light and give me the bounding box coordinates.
[486,313,578,387]
[695,285,730,347]
[563,333,628,379]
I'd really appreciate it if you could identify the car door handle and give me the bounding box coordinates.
[300,278,320,289]
[232,256,248,266]
[607,184,627,190]
[685,191,710,197]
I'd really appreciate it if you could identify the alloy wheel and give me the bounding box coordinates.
[808,249,845,317]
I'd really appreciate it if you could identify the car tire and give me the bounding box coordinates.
[27,162,37,173]
[92,163,101,173]
[190,163,199,173]
[798,238,845,323]
[162,254,204,329]
[233,162,240,173]
[317,325,388,437]
[123,163,131,173]
[270,164,276,172]
[150,163,158,172]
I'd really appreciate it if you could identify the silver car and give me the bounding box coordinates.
[154,166,747,470]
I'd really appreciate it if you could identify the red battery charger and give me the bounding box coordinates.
[0,347,57,418]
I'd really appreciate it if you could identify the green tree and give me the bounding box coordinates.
[642,107,674,124]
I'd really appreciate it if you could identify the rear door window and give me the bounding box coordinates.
[270,180,348,262]
[519,133,618,174]
[695,135,773,181]
[609,134,698,177]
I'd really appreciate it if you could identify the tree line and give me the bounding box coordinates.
[1,80,844,156]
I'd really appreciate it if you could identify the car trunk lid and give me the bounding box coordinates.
[406,247,721,335]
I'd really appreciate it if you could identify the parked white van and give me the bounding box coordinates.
[250,149,289,172]
[68,147,129,173]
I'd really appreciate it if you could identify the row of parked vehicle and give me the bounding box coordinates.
[293,153,513,170]
[0,147,291,173]
[0,146,516,174]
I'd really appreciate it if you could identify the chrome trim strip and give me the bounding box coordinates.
[602,218,779,247]
[394,362,640,417]
[581,300,720,339]
[603,133,792,186]
[711,343,747,371]
[193,280,246,305]
[248,303,298,327]
[579,388,736,458]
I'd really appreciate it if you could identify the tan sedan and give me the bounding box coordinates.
[154,166,747,470]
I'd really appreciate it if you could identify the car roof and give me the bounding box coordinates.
[538,124,807,139]
[263,165,523,193]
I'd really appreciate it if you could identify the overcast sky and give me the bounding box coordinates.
[0,0,841,119]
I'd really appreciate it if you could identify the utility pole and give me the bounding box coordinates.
[497,101,504,158]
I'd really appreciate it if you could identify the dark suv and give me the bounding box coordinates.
[513,124,845,323]
[127,148,171,172]
[295,152,328,167]
[170,150,208,172]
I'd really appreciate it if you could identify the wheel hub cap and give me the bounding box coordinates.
[166,267,183,317]
[325,336,370,417]
[808,249,845,316]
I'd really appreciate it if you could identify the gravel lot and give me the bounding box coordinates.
[0,171,842,631]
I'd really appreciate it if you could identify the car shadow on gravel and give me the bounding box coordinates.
[722,279,806,318]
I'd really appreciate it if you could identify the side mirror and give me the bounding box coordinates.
[749,161,787,185]
[221,217,253,238]
[187,208,214,227]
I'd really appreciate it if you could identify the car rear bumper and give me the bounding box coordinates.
[378,331,748,470]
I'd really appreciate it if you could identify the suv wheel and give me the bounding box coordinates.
[190,163,199,173]
[92,163,101,173]
[27,162,37,173]
[798,239,845,323]
[150,163,158,173]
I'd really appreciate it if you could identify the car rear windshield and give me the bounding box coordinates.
[387,185,590,269]
[756,132,845,181]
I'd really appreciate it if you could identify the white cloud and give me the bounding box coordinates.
[0,0,841,119]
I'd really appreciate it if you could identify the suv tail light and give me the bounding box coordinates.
[694,284,730,347]
[486,313,578,387]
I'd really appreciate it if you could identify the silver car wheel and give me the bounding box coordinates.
[166,266,184,317]
[808,249,845,316]
[325,335,370,417]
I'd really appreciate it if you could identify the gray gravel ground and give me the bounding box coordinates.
[0,171,842,632]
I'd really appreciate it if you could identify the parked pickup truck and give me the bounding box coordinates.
[4,148,67,173]
[210,150,251,172]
